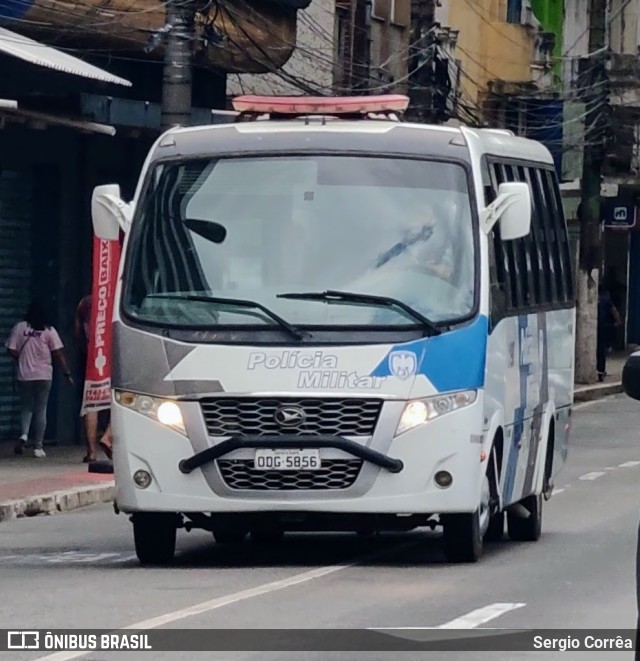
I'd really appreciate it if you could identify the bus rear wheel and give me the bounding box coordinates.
[507,493,542,542]
[132,513,178,565]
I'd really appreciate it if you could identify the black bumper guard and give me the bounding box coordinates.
[178,435,404,475]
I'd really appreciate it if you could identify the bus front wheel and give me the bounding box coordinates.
[442,510,483,563]
[132,513,178,565]
[442,470,493,562]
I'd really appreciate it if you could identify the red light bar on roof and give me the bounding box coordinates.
[231,94,410,115]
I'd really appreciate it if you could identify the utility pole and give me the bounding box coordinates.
[408,0,436,123]
[160,0,197,132]
[575,0,608,384]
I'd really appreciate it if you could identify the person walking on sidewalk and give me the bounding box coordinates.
[597,285,622,382]
[5,300,73,457]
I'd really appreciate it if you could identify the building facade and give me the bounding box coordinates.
[561,0,640,350]
[435,0,562,168]
[333,0,412,94]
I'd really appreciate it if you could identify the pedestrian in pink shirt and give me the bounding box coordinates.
[5,300,73,457]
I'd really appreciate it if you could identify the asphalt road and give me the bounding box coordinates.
[2,394,639,661]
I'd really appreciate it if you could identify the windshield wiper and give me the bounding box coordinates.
[146,293,307,340]
[277,290,441,336]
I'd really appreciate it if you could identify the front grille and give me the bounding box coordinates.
[200,397,382,437]
[217,459,363,490]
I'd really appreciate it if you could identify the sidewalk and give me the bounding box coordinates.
[0,444,114,522]
[573,350,628,403]
[0,351,632,523]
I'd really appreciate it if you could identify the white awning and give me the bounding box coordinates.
[0,27,132,87]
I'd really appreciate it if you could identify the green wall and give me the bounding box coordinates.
[531,0,563,82]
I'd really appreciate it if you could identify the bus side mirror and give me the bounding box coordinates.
[622,351,640,401]
[92,184,132,240]
[480,182,532,240]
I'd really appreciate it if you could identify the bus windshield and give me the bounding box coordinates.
[125,155,476,329]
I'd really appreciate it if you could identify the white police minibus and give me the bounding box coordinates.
[92,94,574,564]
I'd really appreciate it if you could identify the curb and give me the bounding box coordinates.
[0,482,115,523]
[574,381,623,403]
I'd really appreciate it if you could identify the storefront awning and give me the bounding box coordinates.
[0,98,117,135]
[0,27,131,87]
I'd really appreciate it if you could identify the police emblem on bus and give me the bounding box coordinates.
[388,351,417,380]
[274,406,306,427]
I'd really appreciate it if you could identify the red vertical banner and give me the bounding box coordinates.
[81,235,121,415]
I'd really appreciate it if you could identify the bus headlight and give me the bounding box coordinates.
[396,390,477,436]
[114,391,186,435]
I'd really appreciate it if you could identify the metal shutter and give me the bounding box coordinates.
[0,170,33,440]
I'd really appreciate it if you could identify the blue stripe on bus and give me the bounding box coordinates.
[369,315,488,392]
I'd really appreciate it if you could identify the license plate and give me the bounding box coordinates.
[254,449,321,471]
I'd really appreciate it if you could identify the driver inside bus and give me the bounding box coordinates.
[374,200,455,281]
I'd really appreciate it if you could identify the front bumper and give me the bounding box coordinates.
[111,396,486,515]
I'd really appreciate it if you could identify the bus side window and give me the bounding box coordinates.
[519,166,547,307]
[544,168,575,303]
[485,161,508,320]
[534,167,562,304]
[500,163,527,309]
[490,162,529,312]
[514,166,540,307]
[486,159,573,320]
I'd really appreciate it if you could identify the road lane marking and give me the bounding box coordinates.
[619,461,640,468]
[0,552,136,566]
[579,471,605,481]
[35,541,415,661]
[552,488,565,495]
[437,602,526,629]
[375,602,527,631]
